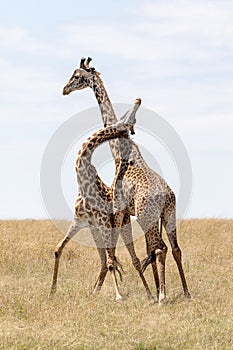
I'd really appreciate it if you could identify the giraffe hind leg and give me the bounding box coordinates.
[163,210,191,299]
[171,240,191,298]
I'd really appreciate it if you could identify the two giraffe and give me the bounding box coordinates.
[51,58,191,304]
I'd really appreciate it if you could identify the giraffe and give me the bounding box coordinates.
[62,58,191,304]
[50,99,154,302]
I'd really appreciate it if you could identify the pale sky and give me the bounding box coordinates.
[1,0,232,219]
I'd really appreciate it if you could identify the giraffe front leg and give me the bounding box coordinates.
[101,222,123,301]
[49,217,83,297]
[49,236,70,297]
[90,228,108,294]
[151,261,160,301]
[92,247,108,294]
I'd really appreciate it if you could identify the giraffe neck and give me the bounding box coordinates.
[90,73,126,160]
[76,125,129,201]
[76,126,128,175]
[88,73,146,168]
[91,73,118,126]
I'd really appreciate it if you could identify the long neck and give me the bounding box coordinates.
[89,73,145,167]
[76,126,128,196]
[90,73,128,160]
[91,73,118,126]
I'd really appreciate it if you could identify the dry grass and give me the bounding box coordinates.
[0,219,232,350]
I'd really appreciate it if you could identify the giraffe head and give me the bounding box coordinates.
[63,57,98,95]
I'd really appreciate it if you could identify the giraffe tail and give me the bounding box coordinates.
[141,251,156,273]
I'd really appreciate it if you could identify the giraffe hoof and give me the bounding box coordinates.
[150,297,156,305]
[185,291,192,299]
[158,296,166,305]
[92,288,100,296]
[48,288,56,299]
[116,294,124,302]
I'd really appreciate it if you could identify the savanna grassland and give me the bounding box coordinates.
[0,219,232,350]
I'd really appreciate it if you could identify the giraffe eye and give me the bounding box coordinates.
[74,74,80,79]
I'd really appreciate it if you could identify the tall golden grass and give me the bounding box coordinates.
[0,219,232,350]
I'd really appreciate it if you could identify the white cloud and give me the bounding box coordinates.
[58,1,233,63]
[136,0,233,41]
[0,26,48,52]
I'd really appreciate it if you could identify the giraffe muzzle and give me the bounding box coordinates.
[62,86,70,95]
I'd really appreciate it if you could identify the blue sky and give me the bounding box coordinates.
[0,0,232,219]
